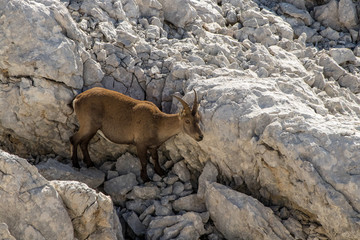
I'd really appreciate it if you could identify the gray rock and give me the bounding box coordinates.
[197,161,218,200]
[329,48,357,65]
[128,185,161,200]
[83,58,104,86]
[205,182,294,240]
[104,173,138,204]
[314,0,341,31]
[139,204,156,221]
[173,161,191,182]
[279,3,313,26]
[154,201,174,216]
[36,158,105,189]
[338,0,359,29]
[122,211,146,236]
[282,217,306,240]
[157,0,197,28]
[51,180,123,240]
[172,181,185,195]
[125,199,148,215]
[173,194,207,213]
[147,212,205,240]
[0,223,15,240]
[320,27,340,41]
[164,174,180,185]
[0,150,74,240]
[116,152,141,177]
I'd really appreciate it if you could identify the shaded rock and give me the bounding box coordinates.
[0,150,74,240]
[36,158,105,188]
[122,211,146,236]
[205,182,294,240]
[279,3,313,26]
[157,0,197,28]
[116,152,141,177]
[197,161,218,200]
[282,217,306,240]
[172,194,207,212]
[128,185,161,200]
[338,0,359,29]
[329,48,357,65]
[83,58,104,86]
[51,180,123,240]
[104,173,138,204]
[173,161,191,182]
[147,212,205,240]
[0,223,16,240]
[314,0,341,31]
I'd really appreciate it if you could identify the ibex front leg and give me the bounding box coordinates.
[150,148,166,176]
[136,145,150,182]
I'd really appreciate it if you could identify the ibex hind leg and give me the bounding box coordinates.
[70,134,81,168]
[80,132,96,168]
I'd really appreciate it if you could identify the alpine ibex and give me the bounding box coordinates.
[70,87,203,182]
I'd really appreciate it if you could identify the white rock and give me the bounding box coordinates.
[83,58,105,86]
[0,150,74,240]
[0,0,83,88]
[314,0,341,31]
[36,158,105,188]
[0,223,15,240]
[329,48,357,65]
[51,180,123,240]
[279,3,313,26]
[205,182,294,240]
[197,161,218,200]
[157,0,197,28]
[172,161,191,182]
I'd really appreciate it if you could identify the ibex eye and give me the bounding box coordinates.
[185,120,190,124]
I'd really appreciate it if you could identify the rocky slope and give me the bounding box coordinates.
[1,0,360,239]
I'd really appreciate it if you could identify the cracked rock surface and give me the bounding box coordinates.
[1,0,360,239]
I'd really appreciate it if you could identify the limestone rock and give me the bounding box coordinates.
[197,161,218,200]
[313,0,341,31]
[157,0,197,28]
[172,194,207,212]
[104,173,138,204]
[0,223,16,240]
[51,180,123,240]
[279,3,313,26]
[338,0,359,30]
[0,0,83,88]
[205,182,294,240]
[147,212,205,240]
[37,158,105,188]
[329,48,357,65]
[0,150,74,240]
[173,160,191,182]
[116,152,142,177]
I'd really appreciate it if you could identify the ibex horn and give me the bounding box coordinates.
[192,89,198,115]
[173,95,191,114]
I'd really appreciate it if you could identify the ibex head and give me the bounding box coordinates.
[173,90,204,142]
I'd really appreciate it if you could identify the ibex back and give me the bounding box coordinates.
[70,87,203,182]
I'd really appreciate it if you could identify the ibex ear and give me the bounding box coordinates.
[192,89,199,116]
[173,95,191,115]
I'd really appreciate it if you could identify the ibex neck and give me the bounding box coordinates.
[158,113,182,143]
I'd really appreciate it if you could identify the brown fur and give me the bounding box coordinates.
[70,87,203,181]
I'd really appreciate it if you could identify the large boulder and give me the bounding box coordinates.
[0,150,74,239]
[167,73,360,239]
[205,182,294,240]
[51,180,123,240]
